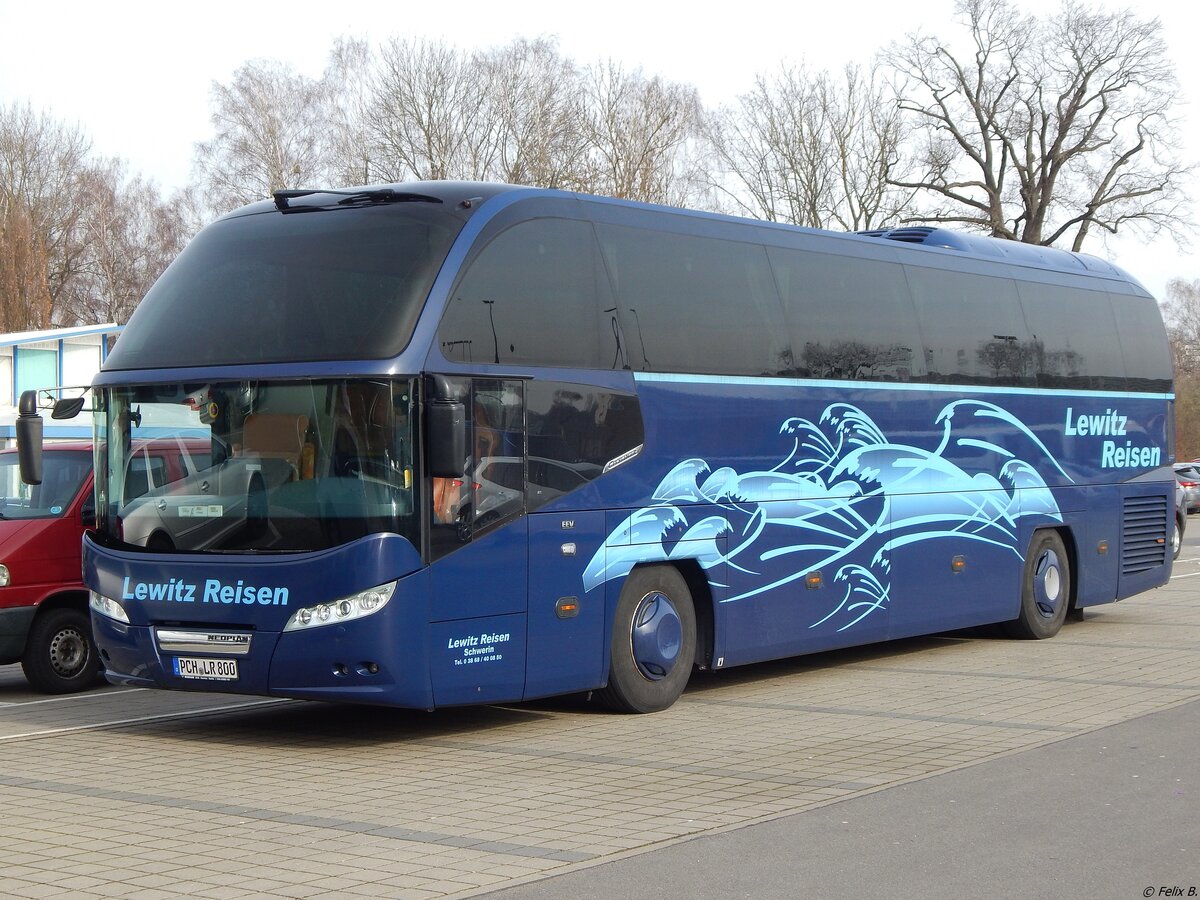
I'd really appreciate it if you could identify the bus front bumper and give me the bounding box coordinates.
[92,604,436,708]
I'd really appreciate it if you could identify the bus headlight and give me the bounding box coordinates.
[0,565,9,586]
[283,581,396,632]
[90,590,130,623]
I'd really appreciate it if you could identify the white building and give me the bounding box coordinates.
[0,324,123,445]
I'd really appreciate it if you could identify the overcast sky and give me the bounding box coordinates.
[2,0,1198,299]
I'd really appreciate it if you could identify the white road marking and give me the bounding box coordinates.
[0,698,292,742]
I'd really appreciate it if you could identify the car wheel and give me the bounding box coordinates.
[21,606,101,694]
[146,531,175,552]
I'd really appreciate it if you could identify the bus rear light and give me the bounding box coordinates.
[283,581,396,632]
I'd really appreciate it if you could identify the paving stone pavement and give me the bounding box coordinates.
[2,547,1198,899]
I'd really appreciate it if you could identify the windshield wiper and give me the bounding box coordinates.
[273,188,443,212]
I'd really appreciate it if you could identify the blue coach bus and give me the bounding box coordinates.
[25,182,1175,712]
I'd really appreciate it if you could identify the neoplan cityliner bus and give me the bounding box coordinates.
[18,182,1175,713]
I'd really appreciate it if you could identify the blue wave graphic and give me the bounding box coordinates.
[583,400,1066,632]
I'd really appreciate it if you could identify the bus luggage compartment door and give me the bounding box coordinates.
[524,511,607,700]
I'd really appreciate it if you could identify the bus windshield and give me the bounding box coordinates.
[102,203,464,369]
[94,378,418,553]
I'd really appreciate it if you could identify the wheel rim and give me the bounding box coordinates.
[49,627,89,677]
[630,591,682,681]
[1174,522,1182,555]
[1033,548,1063,619]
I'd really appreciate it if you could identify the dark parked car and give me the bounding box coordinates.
[1175,481,1188,561]
[1174,464,1200,514]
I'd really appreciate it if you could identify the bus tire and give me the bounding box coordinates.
[21,606,100,694]
[1005,530,1071,640]
[598,565,696,713]
[1173,514,1184,561]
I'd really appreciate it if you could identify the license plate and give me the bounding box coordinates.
[172,656,239,681]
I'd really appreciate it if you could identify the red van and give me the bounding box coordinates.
[0,442,98,692]
[0,440,201,692]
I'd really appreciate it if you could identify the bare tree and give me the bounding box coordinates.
[706,64,914,230]
[370,38,493,182]
[480,37,589,188]
[193,59,332,215]
[1163,278,1200,375]
[578,60,703,205]
[0,102,93,325]
[322,37,377,186]
[0,202,53,330]
[57,160,188,325]
[1163,279,1200,459]
[885,0,1191,249]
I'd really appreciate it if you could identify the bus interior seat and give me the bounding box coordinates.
[241,413,310,472]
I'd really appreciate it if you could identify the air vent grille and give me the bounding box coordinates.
[858,226,938,244]
[1121,495,1168,575]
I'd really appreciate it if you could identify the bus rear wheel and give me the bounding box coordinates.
[598,565,696,713]
[1005,530,1071,640]
[21,606,100,693]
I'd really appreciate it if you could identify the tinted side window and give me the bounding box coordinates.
[595,224,790,376]
[1015,281,1126,390]
[905,266,1033,386]
[527,380,643,511]
[768,248,923,381]
[1109,292,1172,392]
[439,218,613,368]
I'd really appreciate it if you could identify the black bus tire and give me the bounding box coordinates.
[21,606,101,694]
[598,565,696,713]
[1005,530,1071,640]
[1173,515,1184,561]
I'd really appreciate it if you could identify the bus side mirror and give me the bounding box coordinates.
[52,396,87,419]
[427,401,466,478]
[16,390,44,485]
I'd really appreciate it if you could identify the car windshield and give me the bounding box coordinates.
[0,450,90,519]
[94,378,419,553]
[1176,466,1199,480]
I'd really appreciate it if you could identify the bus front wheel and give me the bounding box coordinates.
[1005,530,1071,640]
[599,565,696,713]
